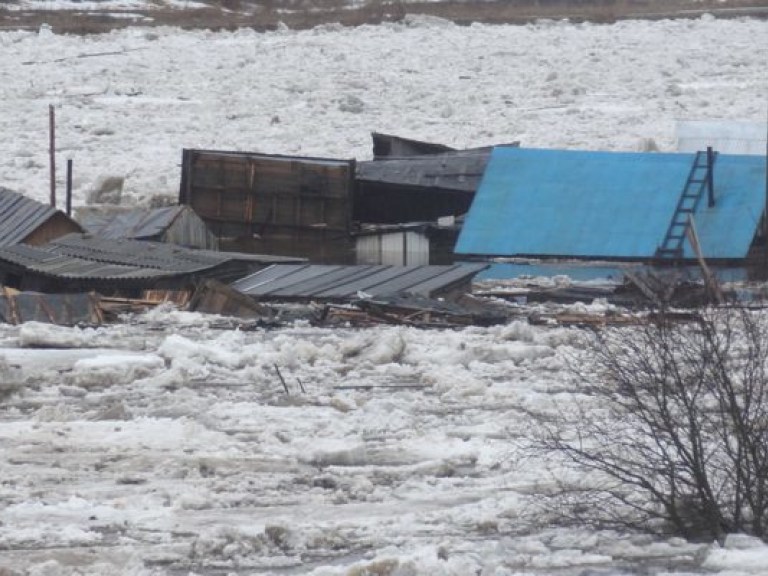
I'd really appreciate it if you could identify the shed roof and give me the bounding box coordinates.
[78,205,188,240]
[0,243,179,280]
[0,234,303,281]
[371,132,455,159]
[455,147,767,261]
[230,263,488,301]
[356,148,496,193]
[0,187,68,246]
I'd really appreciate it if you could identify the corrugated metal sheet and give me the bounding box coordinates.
[677,120,767,155]
[79,205,183,240]
[0,234,304,282]
[0,187,61,246]
[78,205,218,249]
[230,263,488,300]
[356,231,430,266]
[49,234,295,273]
[455,147,767,261]
[0,244,178,280]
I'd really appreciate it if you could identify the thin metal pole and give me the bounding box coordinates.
[66,159,73,217]
[707,146,715,208]
[49,104,56,208]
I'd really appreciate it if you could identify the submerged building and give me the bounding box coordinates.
[456,147,767,264]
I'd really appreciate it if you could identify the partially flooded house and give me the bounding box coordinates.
[176,136,515,266]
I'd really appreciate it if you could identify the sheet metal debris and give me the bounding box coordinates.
[187,279,275,320]
[230,263,488,301]
[0,234,303,294]
[317,293,509,328]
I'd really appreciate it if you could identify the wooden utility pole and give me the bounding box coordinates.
[49,104,56,208]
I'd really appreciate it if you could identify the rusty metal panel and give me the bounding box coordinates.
[179,150,355,261]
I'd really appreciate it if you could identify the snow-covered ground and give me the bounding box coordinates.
[1,14,768,575]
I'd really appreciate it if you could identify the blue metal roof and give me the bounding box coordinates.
[455,147,767,260]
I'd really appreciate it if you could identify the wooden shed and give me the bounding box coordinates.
[0,187,83,247]
[179,149,356,263]
[76,205,218,250]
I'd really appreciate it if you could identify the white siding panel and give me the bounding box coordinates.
[381,232,405,266]
[356,235,381,265]
[404,231,430,265]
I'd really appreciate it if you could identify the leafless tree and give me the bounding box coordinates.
[538,306,768,542]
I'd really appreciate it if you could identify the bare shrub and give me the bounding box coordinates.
[539,306,768,542]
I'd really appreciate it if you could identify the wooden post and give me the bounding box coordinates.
[66,159,73,217]
[686,214,723,305]
[49,104,56,208]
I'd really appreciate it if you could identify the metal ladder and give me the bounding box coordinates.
[655,150,716,260]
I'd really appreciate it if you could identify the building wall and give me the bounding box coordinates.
[164,208,219,250]
[356,231,430,266]
[180,149,355,262]
[22,213,83,246]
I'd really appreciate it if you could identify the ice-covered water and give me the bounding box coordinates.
[1,15,765,207]
[1,13,768,575]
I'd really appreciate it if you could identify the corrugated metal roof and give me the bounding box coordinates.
[455,147,767,261]
[356,148,495,193]
[231,264,488,300]
[0,234,304,282]
[0,187,60,246]
[49,234,297,272]
[78,205,186,240]
[677,120,767,155]
[0,243,178,280]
